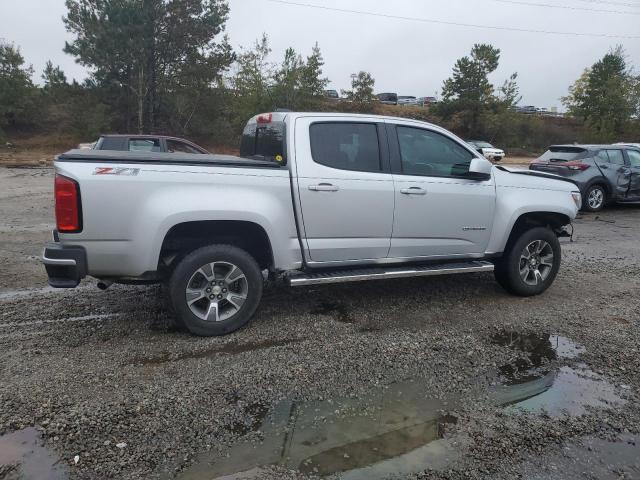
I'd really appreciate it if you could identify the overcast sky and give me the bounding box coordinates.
[1,0,639,110]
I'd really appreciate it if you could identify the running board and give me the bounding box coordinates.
[286,261,494,287]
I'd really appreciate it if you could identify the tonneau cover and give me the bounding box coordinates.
[57,149,283,169]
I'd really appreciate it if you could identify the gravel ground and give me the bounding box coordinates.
[0,166,639,480]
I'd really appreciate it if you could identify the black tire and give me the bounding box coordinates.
[494,227,561,297]
[583,184,607,212]
[168,245,263,337]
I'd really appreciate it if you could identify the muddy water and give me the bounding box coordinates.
[176,381,461,479]
[0,427,68,479]
[177,333,627,479]
[491,331,625,416]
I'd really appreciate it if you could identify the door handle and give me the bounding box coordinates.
[400,187,427,195]
[309,183,339,192]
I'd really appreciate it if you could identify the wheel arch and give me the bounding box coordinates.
[502,211,571,255]
[158,220,274,273]
[584,178,611,196]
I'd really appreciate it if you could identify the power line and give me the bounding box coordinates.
[265,0,640,39]
[573,0,640,8]
[491,0,640,15]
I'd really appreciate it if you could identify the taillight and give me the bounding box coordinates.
[565,161,590,171]
[256,113,272,124]
[55,174,82,233]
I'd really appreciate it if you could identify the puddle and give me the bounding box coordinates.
[501,365,625,416]
[0,427,68,480]
[176,381,460,479]
[0,314,119,329]
[521,434,640,479]
[492,331,585,385]
[175,333,626,479]
[133,338,303,366]
[0,285,94,301]
[310,301,353,323]
[491,331,624,416]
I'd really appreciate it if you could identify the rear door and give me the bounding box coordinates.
[626,149,640,198]
[387,123,496,258]
[594,149,631,199]
[294,118,394,264]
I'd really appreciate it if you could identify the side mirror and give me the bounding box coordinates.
[477,147,484,154]
[467,157,493,180]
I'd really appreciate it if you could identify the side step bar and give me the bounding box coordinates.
[286,261,494,287]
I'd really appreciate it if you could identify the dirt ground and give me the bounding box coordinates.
[0,165,639,480]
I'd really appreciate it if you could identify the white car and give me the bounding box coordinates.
[468,141,505,162]
[397,96,419,106]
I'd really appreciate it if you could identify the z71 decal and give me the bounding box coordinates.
[93,167,140,176]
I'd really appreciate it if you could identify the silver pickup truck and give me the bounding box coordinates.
[43,112,581,336]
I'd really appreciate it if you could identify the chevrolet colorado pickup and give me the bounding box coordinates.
[43,112,581,336]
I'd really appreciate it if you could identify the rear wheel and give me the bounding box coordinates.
[169,245,263,336]
[583,184,606,212]
[494,227,561,296]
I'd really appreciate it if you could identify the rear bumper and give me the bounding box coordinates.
[42,242,87,288]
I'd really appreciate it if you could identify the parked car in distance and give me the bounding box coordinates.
[324,89,339,100]
[529,144,640,212]
[397,96,419,106]
[94,135,209,154]
[417,97,437,107]
[467,141,505,162]
[44,111,580,337]
[376,93,398,105]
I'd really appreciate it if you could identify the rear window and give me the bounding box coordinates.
[240,122,286,165]
[538,147,588,162]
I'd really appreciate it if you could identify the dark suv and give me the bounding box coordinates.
[530,145,640,211]
[94,135,209,154]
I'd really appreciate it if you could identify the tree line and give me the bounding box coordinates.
[1,0,638,150]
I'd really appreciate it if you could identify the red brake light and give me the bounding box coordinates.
[55,174,82,232]
[564,161,590,171]
[256,113,272,124]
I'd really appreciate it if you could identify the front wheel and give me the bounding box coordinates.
[494,227,561,296]
[168,245,263,336]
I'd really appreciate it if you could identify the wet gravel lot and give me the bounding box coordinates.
[0,166,639,480]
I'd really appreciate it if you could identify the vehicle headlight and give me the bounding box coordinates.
[571,192,581,208]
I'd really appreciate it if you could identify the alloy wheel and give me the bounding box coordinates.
[587,187,604,210]
[519,240,554,286]
[185,261,248,322]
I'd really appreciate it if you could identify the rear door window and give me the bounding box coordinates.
[240,122,286,165]
[309,123,381,173]
[129,138,161,152]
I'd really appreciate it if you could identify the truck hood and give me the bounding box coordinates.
[493,166,577,192]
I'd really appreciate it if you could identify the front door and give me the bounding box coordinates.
[387,124,496,259]
[294,118,394,264]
